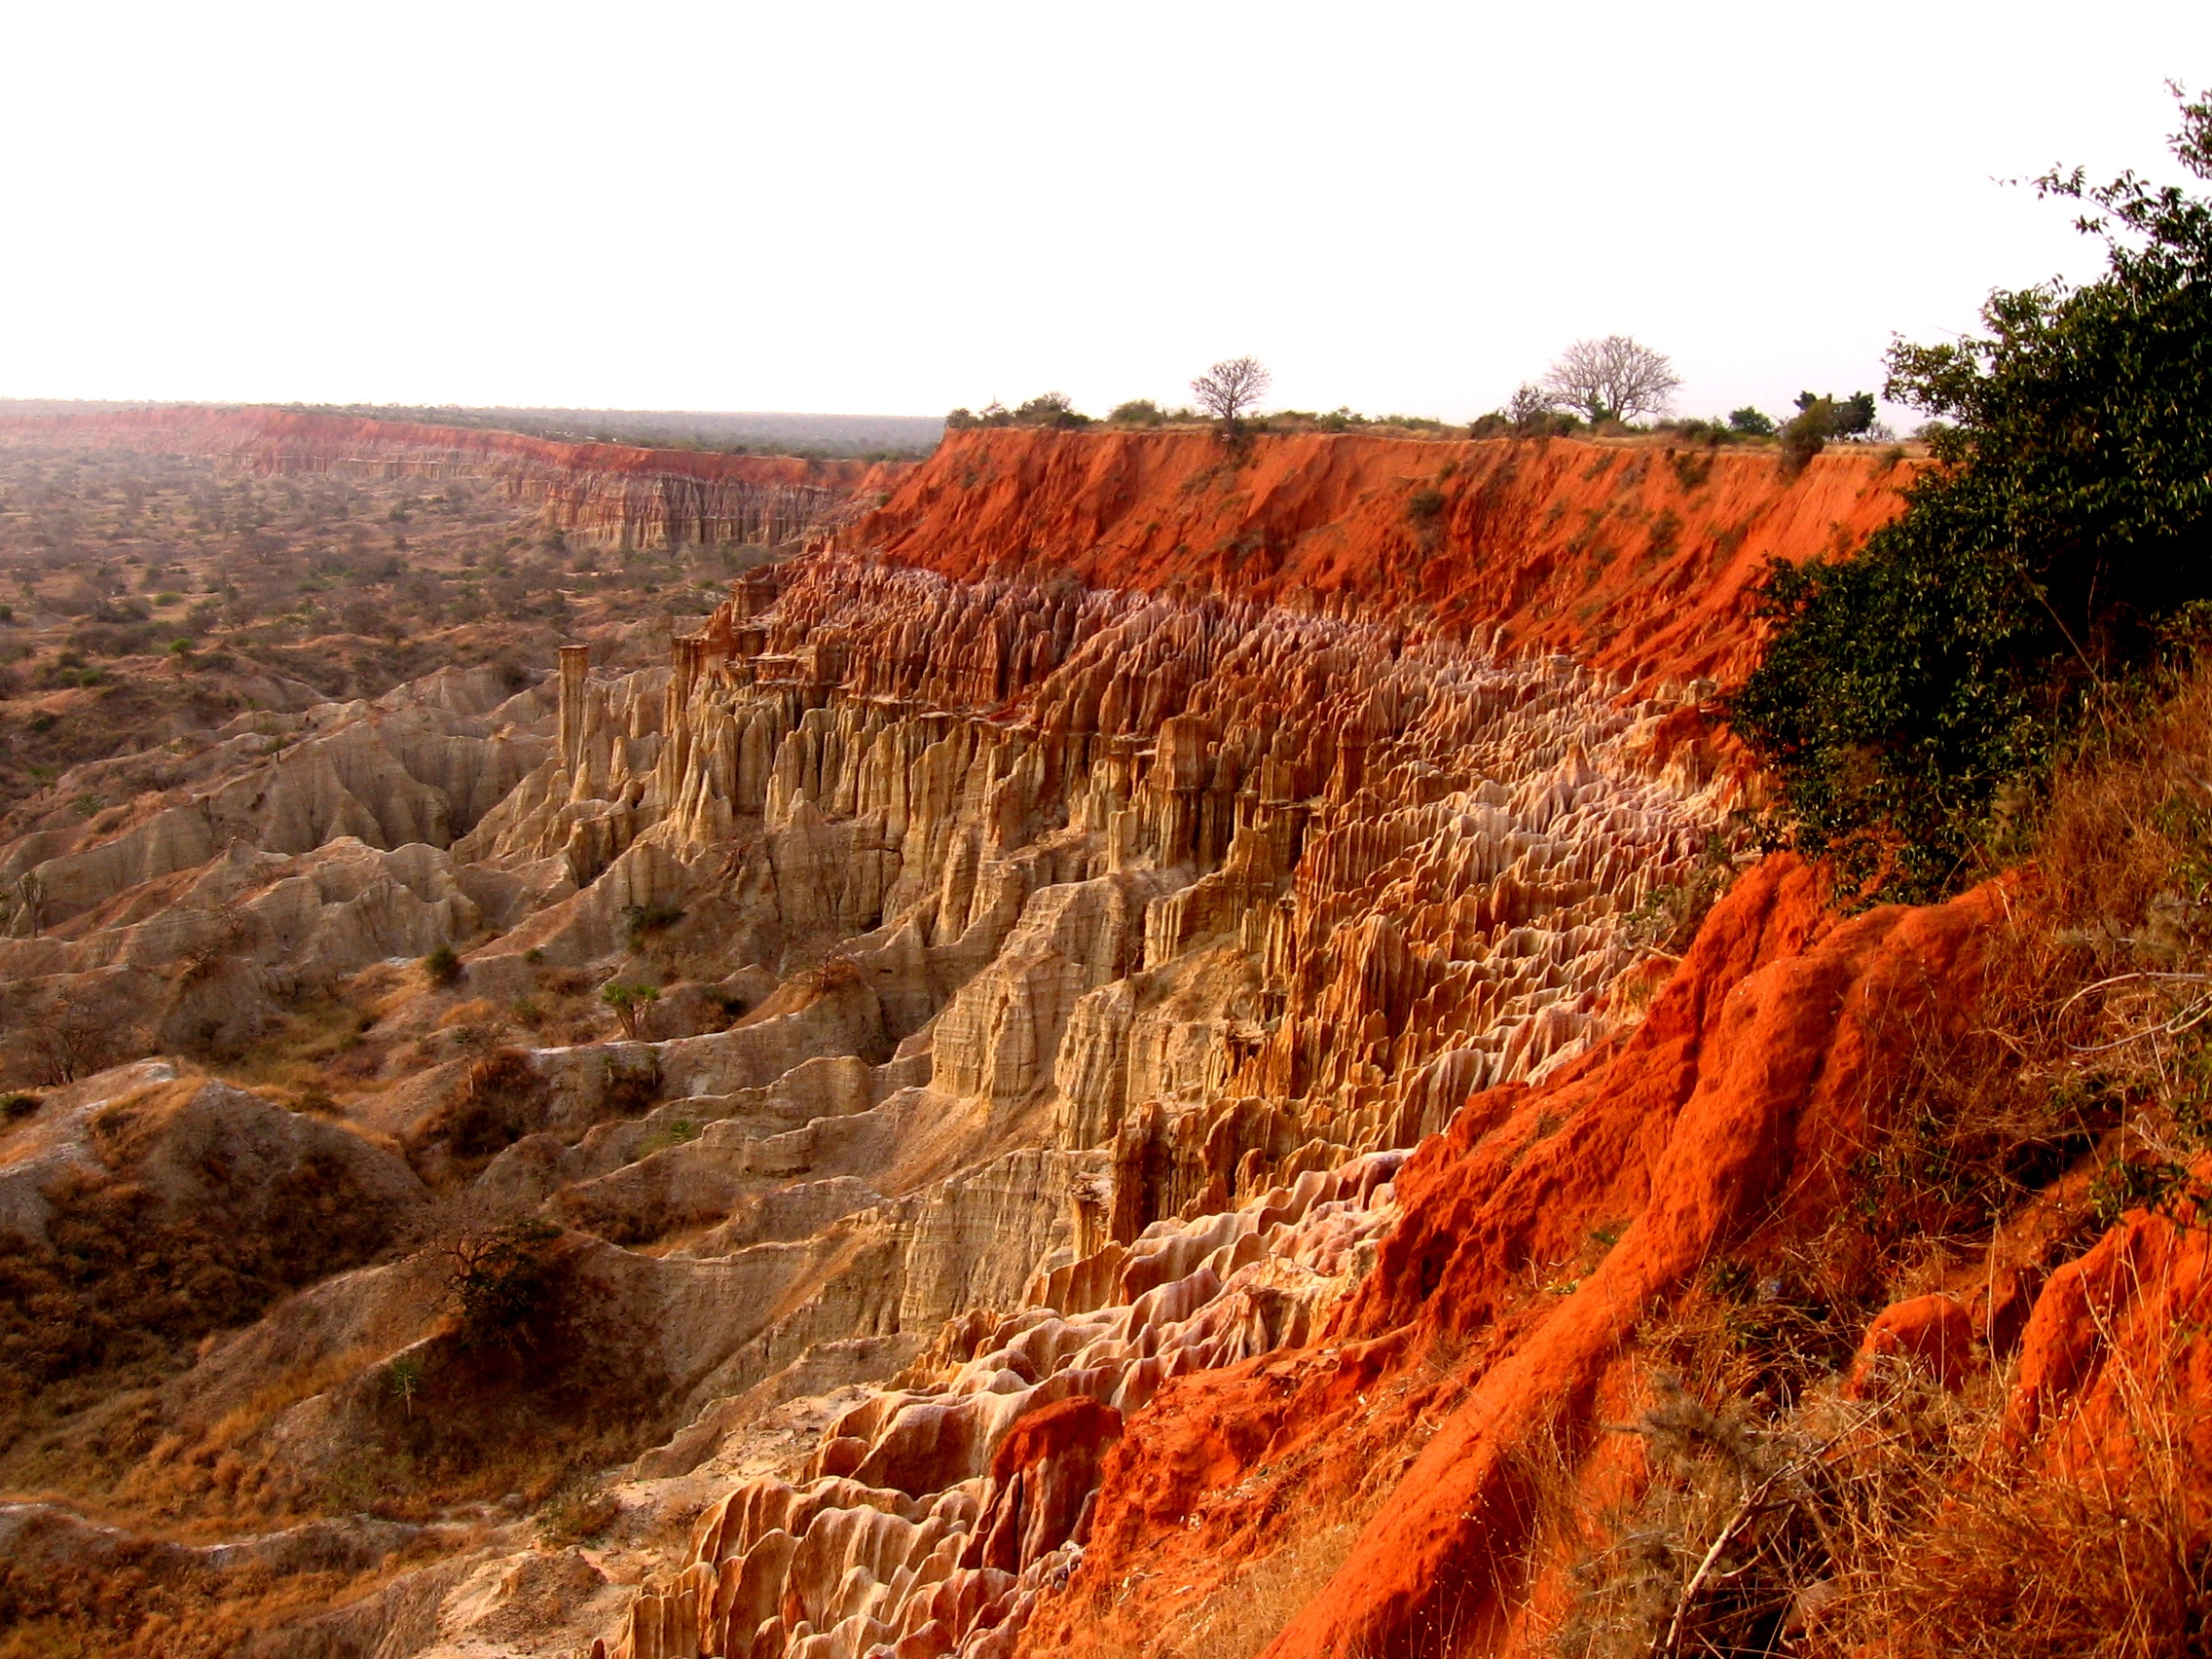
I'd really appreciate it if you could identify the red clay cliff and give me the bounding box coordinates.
[852,427,1921,690]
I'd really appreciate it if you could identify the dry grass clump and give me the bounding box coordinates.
[0,1509,458,1659]
[537,1473,622,1547]
[120,1221,678,1529]
[1550,1320,2212,1658]
[1547,1355,1972,1659]
[1764,661,2212,1326]
[1130,1520,1365,1659]
[401,1045,550,1178]
[1545,664,2212,1656]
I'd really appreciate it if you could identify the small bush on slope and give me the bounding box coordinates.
[1731,89,2212,903]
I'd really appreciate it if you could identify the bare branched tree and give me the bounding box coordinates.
[0,872,46,940]
[22,1002,114,1085]
[1539,336,1681,424]
[1190,357,1272,435]
[1506,384,1556,432]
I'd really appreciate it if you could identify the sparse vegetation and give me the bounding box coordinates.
[0,438,773,825]
[444,1218,560,1349]
[622,901,684,947]
[1549,638,2212,1656]
[1776,388,1877,476]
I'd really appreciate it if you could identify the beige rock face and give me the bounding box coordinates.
[0,533,1730,1659]
[0,672,556,1081]
[609,1152,1406,1659]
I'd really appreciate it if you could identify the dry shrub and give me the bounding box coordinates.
[732,952,865,1029]
[801,952,863,991]
[1544,671,2212,1654]
[1548,1319,2002,1658]
[0,1511,454,1659]
[1808,1300,2212,1658]
[537,1474,621,1547]
[1791,667,2212,1317]
[537,965,595,997]
[1556,1189,2212,1652]
[322,1236,679,1519]
[0,1146,402,1411]
[1814,915,2108,1308]
[2035,661,2212,942]
[402,1045,548,1176]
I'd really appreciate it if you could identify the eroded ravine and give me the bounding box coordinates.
[0,426,1914,1658]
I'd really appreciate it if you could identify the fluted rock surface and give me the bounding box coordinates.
[612,1151,1405,1659]
[0,669,558,1074]
[609,552,1730,1224]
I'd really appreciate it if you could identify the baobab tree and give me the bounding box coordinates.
[1191,357,1272,435]
[1539,336,1680,424]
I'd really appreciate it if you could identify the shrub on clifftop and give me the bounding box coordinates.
[1731,89,2212,900]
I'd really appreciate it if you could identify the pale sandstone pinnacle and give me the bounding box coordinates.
[0,540,1726,1659]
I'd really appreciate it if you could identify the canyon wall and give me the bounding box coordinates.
[0,406,910,550]
[850,427,1923,689]
[0,427,1967,1659]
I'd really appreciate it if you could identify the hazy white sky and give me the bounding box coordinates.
[3,1,2207,424]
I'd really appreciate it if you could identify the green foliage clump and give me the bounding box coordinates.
[1776,389,1876,476]
[947,393,1091,431]
[422,942,462,987]
[1728,406,1777,437]
[621,902,683,947]
[600,980,660,1040]
[1730,90,2212,900]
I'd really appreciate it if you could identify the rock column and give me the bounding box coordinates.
[558,645,591,774]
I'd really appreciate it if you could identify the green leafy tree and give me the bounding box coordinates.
[600,980,659,1040]
[1728,407,1777,437]
[1730,89,2212,899]
[1013,392,1088,428]
[1776,390,1877,474]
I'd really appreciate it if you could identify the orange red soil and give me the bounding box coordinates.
[852,428,1922,690]
[1018,855,2010,1659]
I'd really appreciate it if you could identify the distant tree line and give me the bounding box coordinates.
[945,345,1889,458]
